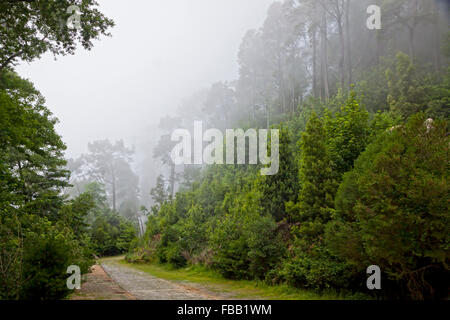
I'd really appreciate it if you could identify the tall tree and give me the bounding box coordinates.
[344,0,352,86]
[331,114,449,299]
[149,174,169,214]
[0,73,92,299]
[321,0,346,89]
[153,116,181,199]
[258,125,299,222]
[203,82,237,129]
[81,139,139,217]
[386,52,427,118]
[0,71,70,220]
[288,113,337,230]
[319,5,330,100]
[0,0,114,72]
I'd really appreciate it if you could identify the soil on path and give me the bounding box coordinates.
[101,262,221,300]
[71,259,228,300]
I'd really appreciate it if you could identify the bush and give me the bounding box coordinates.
[89,211,137,256]
[329,114,449,299]
[279,246,355,291]
[20,216,93,300]
[210,190,284,280]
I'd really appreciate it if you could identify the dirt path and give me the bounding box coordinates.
[70,265,136,300]
[71,259,226,300]
[101,261,222,300]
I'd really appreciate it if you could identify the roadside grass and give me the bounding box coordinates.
[102,256,367,300]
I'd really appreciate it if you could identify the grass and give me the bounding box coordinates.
[101,256,362,300]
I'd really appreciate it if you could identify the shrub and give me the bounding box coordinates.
[329,114,449,299]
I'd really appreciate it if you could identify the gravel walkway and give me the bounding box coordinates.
[100,262,220,300]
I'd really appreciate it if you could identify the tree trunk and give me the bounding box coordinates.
[376,28,384,64]
[337,15,345,90]
[345,0,352,87]
[321,10,330,100]
[278,53,286,115]
[169,163,175,199]
[408,26,415,61]
[111,168,116,212]
[17,161,27,201]
[312,27,318,98]
[292,73,296,114]
[432,7,441,73]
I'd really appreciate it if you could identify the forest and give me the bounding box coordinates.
[0,0,449,300]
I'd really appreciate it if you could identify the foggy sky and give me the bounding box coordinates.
[16,0,275,158]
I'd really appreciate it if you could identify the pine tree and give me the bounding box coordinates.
[289,112,338,232]
[258,124,299,222]
[325,92,370,178]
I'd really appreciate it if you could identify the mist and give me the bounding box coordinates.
[16,0,275,158]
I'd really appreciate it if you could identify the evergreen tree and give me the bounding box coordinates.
[325,92,370,178]
[258,124,299,222]
[288,112,338,231]
[386,52,427,119]
[330,113,449,299]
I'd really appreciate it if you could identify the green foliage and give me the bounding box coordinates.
[257,124,299,222]
[87,204,137,256]
[279,246,355,290]
[355,61,392,113]
[424,67,450,121]
[178,204,208,256]
[0,213,24,299]
[210,189,284,280]
[246,215,286,280]
[0,2,126,300]
[386,52,428,119]
[288,112,337,227]
[281,112,350,290]
[0,203,95,300]
[325,93,370,176]
[0,76,70,220]
[2,0,448,300]
[132,94,448,300]
[0,73,137,299]
[19,215,92,300]
[149,174,170,214]
[443,31,450,58]
[330,114,449,299]
[0,72,92,300]
[0,0,114,71]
